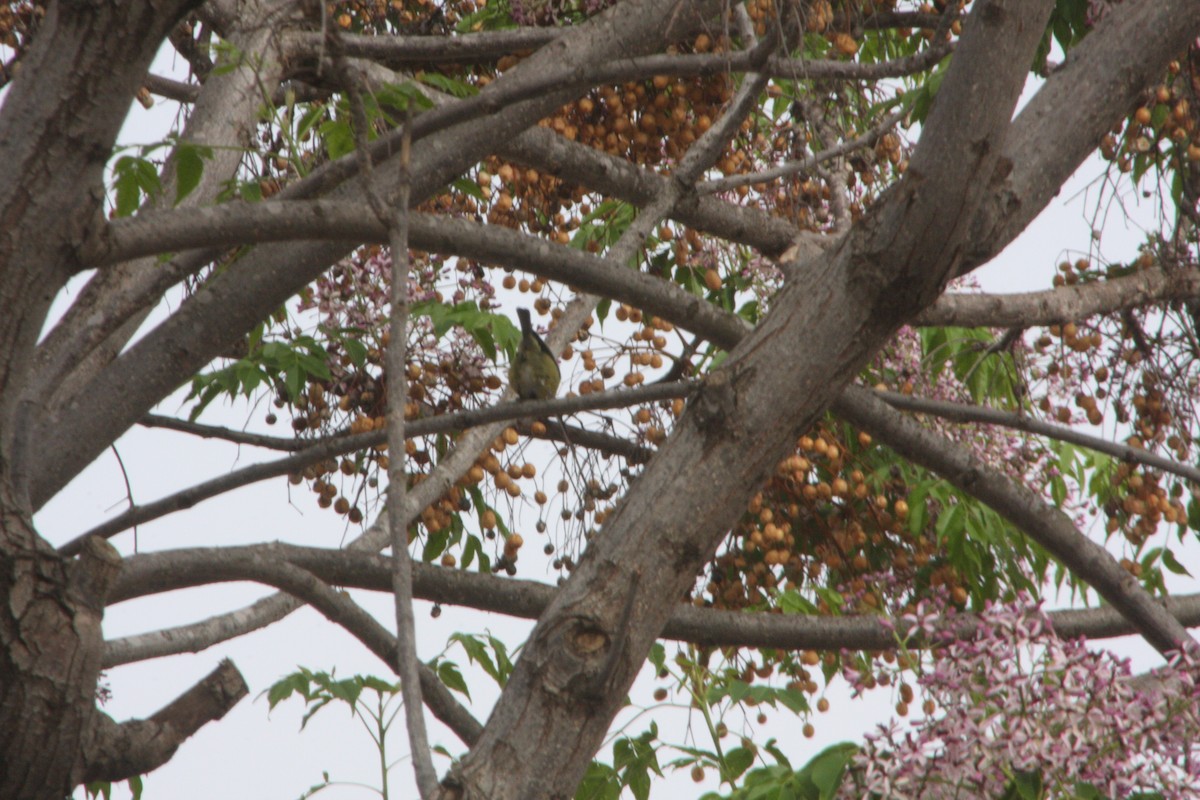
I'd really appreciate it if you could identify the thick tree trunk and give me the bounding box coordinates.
[0,500,117,798]
[0,0,199,795]
[447,1,1055,795]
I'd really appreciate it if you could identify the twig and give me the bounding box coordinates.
[700,109,905,194]
[108,444,137,552]
[386,117,439,799]
[61,382,694,553]
[139,413,312,450]
[332,35,439,796]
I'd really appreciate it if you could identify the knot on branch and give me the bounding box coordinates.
[693,369,739,440]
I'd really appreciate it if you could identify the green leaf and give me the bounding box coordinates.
[84,781,113,800]
[266,670,312,708]
[797,743,857,800]
[575,761,621,800]
[412,300,518,361]
[723,747,756,780]
[455,0,516,32]
[342,337,368,367]
[486,634,514,685]
[209,41,246,76]
[320,117,355,160]
[174,142,212,204]
[778,589,818,615]
[1162,547,1192,577]
[776,685,809,714]
[437,660,470,698]
[112,154,163,217]
[453,176,488,202]
[285,366,303,402]
[1151,103,1170,130]
[376,80,437,112]
[726,679,751,703]
[762,739,791,770]
[906,59,948,124]
[450,632,509,687]
[238,179,264,202]
[418,72,479,98]
[1000,769,1043,800]
[648,642,666,673]
[327,676,363,706]
[296,352,332,381]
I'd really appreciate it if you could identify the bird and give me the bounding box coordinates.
[509,307,560,400]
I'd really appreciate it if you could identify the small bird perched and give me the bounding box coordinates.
[509,308,560,400]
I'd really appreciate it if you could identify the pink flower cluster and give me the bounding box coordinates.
[842,596,1200,799]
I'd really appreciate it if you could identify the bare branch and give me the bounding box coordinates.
[81,659,248,783]
[344,46,441,790]
[116,547,485,746]
[917,269,1200,328]
[104,591,302,668]
[32,0,295,434]
[111,543,1200,655]
[523,418,653,464]
[498,125,809,259]
[167,18,213,80]
[139,413,310,451]
[288,28,947,84]
[445,3,1055,794]
[142,72,201,102]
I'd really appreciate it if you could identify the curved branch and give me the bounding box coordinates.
[524,418,654,464]
[142,72,201,102]
[273,32,937,206]
[834,384,1193,656]
[104,591,301,667]
[118,548,484,746]
[283,9,951,72]
[90,204,748,355]
[110,543,1200,654]
[31,0,296,439]
[917,269,1200,328]
[875,389,1200,485]
[497,125,809,259]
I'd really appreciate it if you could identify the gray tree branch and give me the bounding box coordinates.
[110,543,1200,654]
[834,384,1193,655]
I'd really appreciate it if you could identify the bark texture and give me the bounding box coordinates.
[0,1,211,795]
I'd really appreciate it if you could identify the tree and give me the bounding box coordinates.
[4,0,1200,796]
